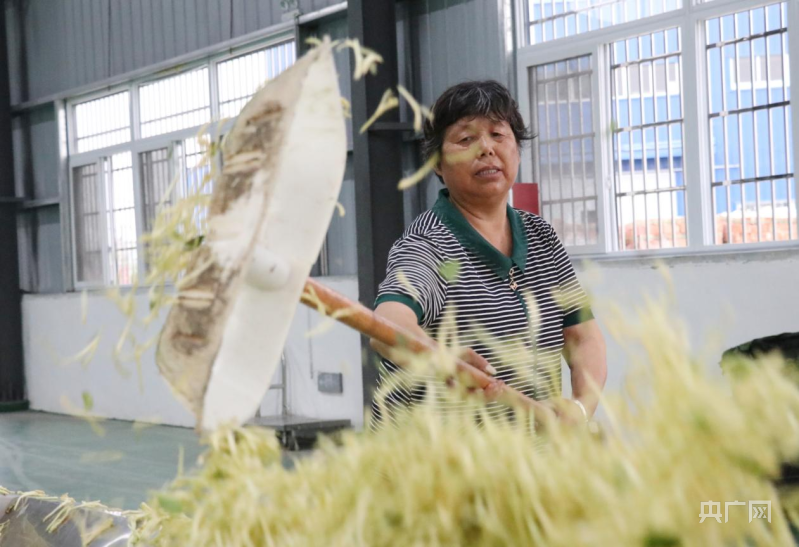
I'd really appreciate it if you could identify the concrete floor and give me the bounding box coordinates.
[0,411,299,510]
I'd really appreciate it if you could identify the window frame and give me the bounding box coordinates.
[69,157,111,287]
[516,0,799,258]
[65,34,294,288]
[522,47,612,254]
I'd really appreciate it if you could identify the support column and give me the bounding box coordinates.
[348,0,405,409]
[0,3,27,412]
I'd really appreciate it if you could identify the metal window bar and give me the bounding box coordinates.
[575,67,586,243]
[627,40,636,248]
[765,32,777,239]
[665,39,677,246]
[711,21,725,242]
[102,158,117,284]
[785,37,793,238]
[648,59,664,247]
[749,24,762,241]
[639,62,650,248]
[533,68,594,84]
[707,27,786,49]
[612,64,625,249]
[618,185,692,196]
[559,74,572,243]
[708,100,790,118]
[710,173,795,186]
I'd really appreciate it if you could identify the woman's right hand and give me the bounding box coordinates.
[457,347,497,377]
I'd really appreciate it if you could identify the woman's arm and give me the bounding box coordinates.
[562,319,607,417]
[370,301,496,376]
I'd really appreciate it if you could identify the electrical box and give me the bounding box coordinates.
[318,372,344,394]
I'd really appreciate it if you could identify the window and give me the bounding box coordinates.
[139,147,173,232]
[612,28,686,250]
[517,0,797,255]
[72,153,138,285]
[68,39,309,286]
[217,42,297,119]
[526,0,682,46]
[706,2,794,243]
[73,92,131,153]
[104,153,138,285]
[175,137,214,228]
[139,67,211,139]
[72,163,103,283]
[139,138,213,231]
[531,55,599,246]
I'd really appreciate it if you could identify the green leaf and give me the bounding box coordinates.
[729,454,771,478]
[157,494,185,515]
[184,235,205,251]
[691,412,712,433]
[439,260,461,282]
[82,391,94,412]
[643,532,681,547]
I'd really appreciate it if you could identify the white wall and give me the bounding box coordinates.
[564,248,799,412]
[24,249,799,429]
[22,276,364,429]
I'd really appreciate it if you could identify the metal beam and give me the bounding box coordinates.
[348,0,404,410]
[0,3,27,411]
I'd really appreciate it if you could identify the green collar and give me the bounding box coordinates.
[432,188,527,281]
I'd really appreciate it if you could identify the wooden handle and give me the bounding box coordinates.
[301,278,549,415]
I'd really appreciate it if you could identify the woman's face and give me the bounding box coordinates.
[435,116,520,205]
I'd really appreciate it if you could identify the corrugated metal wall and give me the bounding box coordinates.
[12,107,58,200]
[6,0,343,105]
[408,0,510,105]
[12,105,63,293]
[399,0,512,214]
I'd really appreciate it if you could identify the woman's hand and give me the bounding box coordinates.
[480,384,587,427]
[457,347,497,376]
[480,377,508,400]
[542,398,588,426]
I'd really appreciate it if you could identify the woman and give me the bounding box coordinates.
[371,80,606,425]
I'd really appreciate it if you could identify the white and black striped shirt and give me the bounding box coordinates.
[373,189,592,420]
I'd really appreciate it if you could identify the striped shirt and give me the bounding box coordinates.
[372,188,592,421]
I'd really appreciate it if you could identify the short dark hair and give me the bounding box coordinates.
[421,80,533,166]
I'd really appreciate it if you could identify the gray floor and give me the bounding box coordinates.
[0,411,293,510]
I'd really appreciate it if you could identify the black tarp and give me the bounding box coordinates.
[723,332,799,486]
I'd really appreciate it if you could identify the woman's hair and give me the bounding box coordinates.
[421,80,534,164]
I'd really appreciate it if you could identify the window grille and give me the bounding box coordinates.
[611,28,686,250]
[74,92,131,153]
[139,68,211,138]
[104,153,138,285]
[217,42,296,119]
[526,0,682,46]
[706,1,795,243]
[72,163,104,283]
[531,55,599,246]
